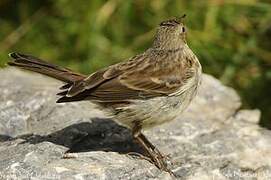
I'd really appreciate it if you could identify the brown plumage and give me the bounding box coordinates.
[8,16,202,175]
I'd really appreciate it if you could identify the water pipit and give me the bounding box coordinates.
[8,15,202,175]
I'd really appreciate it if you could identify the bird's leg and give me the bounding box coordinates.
[132,126,173,175]
[126,152,152,162]
[137,133,166,159]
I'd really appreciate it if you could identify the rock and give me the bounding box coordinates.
[0,67,270,179]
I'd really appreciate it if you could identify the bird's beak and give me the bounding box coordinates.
[177,14,186,24]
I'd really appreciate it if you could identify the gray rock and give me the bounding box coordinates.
[0,67,270,180]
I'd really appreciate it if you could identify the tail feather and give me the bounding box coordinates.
[8,52,86,83]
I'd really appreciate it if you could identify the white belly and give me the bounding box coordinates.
[112,59,202,129]
[113,75,200,129]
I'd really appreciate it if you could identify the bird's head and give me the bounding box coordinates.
[153,15,187,50]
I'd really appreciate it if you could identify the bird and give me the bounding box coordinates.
[8,15,202,175]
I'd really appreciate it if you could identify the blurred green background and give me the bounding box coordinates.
[0,0,270,127]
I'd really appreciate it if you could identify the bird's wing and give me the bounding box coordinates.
[57,52,194,103]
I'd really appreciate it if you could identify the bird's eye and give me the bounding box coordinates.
[182,27,186,33]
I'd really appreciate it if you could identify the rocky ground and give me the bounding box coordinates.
[0,67,270,180]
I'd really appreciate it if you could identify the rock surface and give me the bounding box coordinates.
[0,67,270,180]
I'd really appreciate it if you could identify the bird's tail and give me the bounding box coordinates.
[8,52,85,83]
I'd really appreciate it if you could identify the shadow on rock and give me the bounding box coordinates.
[1,118,143,154]
[0,135,13,142]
